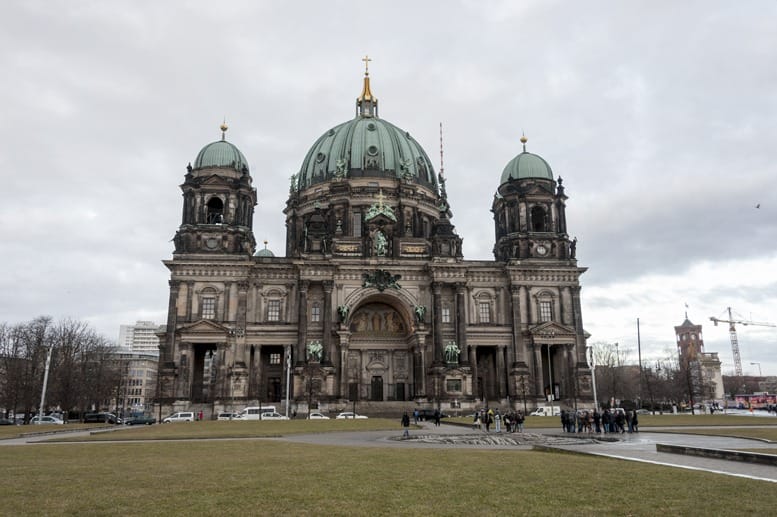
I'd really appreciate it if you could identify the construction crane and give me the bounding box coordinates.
[709,307,776,377]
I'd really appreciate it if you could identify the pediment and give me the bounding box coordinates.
[178,319,229,336]
[528,321,576,340]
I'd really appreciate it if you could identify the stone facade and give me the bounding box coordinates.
[157,72,592,416]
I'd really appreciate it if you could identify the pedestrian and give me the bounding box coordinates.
[632,411,639,433]
[473,411,480,431]
[401,411,410,438]
[494,409,502,433]
[413,408,419,425]
[198,410,203,421]
[517,411,525,432]
[433,408,441,427]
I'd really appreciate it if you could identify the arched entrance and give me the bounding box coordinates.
[345,300,416,402]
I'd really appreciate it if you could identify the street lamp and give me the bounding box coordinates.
[750,362,762,377]
[586,344,598,413]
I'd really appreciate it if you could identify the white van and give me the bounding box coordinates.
[238,406,277,420]
[529,406,561,417]
[162,412,195,423]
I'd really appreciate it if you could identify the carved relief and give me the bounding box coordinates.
[349,303,405,335]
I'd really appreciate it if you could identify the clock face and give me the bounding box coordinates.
[536,244,548,256]
[206,238,219,250]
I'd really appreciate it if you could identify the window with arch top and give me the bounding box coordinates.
[206,197,224,224]
[530,205,548,232]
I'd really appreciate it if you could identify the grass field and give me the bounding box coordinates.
[3,439,776,516]
[0,423,110,439]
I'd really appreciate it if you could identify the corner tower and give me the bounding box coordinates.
[492,136,573,262]
[173,124,257,256]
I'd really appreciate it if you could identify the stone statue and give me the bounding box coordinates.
[414,305,426,323]
[337,304,350,322]
[570,237,577,259]
[374,230,387,256]
[444,341,460,364]
[306,340,323,363]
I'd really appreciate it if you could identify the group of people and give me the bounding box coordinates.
[560,408,639,434]
[472,408,525,433]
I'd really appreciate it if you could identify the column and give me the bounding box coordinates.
[338,332,350,398]
[296,280,308,365]
[533,344,543,397]
[185,281,194,321]
[509,285,523,366]
[322,281,333,365]
[496,346,506,399]
[163,280,180,364]
[469,345,478,399]
[455,283,469,365]
[571,286,585,363]
[432,282,443,365]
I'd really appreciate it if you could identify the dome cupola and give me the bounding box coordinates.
[295,60,437,190]
[499,135,553,184]
[192,123,249,174]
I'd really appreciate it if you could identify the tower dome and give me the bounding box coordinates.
[193,123,249,173]
[295,67,436,190]
[499,136,553,184]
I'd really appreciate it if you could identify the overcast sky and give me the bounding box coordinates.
[2,1,775,379]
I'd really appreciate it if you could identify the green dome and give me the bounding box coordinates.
[297,116,437,189]
[254,247,275,257]
[500,150,554,184]
[194,139,249,173]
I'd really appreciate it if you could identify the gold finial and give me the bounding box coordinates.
[263,240,268,249]
[520,133,527,152]
[362,54,372,75]
[220,119,229,141]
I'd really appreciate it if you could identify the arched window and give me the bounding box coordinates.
[530,205,547,232]
[199,287,219,320]
[206,197,224,224]
[534,290,556,323]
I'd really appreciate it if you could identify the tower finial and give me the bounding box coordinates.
[520,132,527,152]
[362,54,372,75]
[220,119,228,141]
[439,122,445,176]
[356,55,378,117]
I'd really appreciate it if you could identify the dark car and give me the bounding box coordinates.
[0,418,15,426]
[83,412,122,424]
[416,409,449,421]
[124,414,156,426]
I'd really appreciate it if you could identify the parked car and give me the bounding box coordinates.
[415,409,448,421]
[529,406,561,417]
[216,412,240,421]
[258,412,289,420]
[84,412,122,424]
[335,412,368,419]
[0,417,16,426]
[308,412,330,420]
[162,412,195,423]
[124,414,156,425]
[30,415,64,425]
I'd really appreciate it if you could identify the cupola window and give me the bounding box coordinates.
[530,205,548,232]
[206,197,224,224]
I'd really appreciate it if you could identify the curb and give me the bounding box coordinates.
[656,443,777,466]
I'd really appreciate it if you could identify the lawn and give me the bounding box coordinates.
[0,423,110,439]
[3,439,776,516]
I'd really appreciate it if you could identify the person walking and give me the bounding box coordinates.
[401,411,410,438]
[413,408,419,425]
[494,409,502,433]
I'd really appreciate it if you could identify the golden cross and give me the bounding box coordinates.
[362,54,371,74]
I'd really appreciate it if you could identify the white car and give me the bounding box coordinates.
[335,412,368,419]
[30,415,64,425]
[308,412,330,420]
[162,412,195,423]
[259,412,289,420]
[216,412,240,421]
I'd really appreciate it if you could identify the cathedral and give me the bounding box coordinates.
[157,63,593,416]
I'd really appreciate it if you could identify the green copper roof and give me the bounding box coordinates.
[500,151,554,184]
[297,116,437,189]
[193,140,249,173]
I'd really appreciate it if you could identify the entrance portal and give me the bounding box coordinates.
[371,376,384,401]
